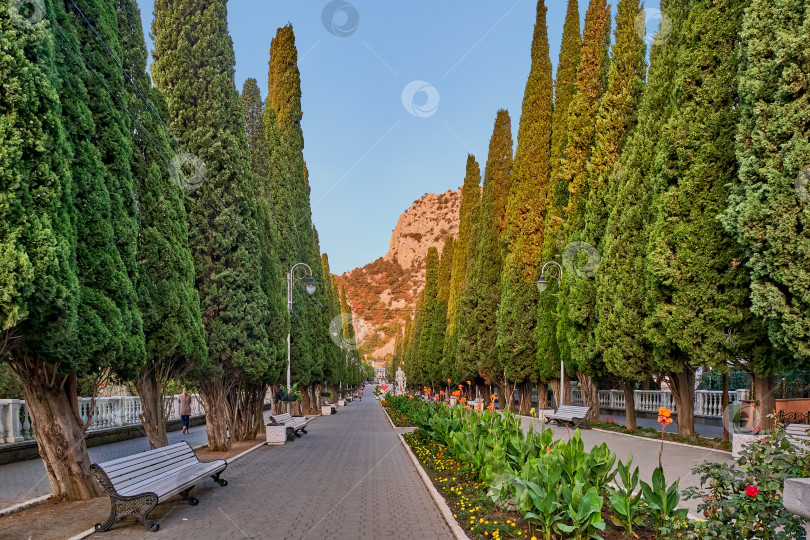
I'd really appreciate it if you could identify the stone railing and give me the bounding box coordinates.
[0,394,207,445]
[569,388,749,418]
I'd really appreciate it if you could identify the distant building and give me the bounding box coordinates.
[373,362,386,382]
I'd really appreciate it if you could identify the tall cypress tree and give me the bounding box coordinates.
[444,155,481,378]
[116,0,207,449]
[152,0,272,451]
[645,0,757,437]
[497,0,553,410]
[1,0,90,499]
[562,0,645,420]
[239,76,288,430]
[416,247,441,386]
[456,110,514,398]
[596,0,687,430]
[536,0,581,405]
[721,0,810,424]
[430,237,454,382]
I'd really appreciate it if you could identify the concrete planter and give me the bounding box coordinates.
[322,405,332,416]
[338,399,345,407]
[732,433,760,459]
[783,478,810,520]
[265,424,288,445]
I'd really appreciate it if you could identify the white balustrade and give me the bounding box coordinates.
[0,392,208,447]
[595,388,744,418]
[571,389,584,406]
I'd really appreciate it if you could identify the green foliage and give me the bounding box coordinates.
[607,455,645,534]
[556,483,605,540]
[683,427,808,539]
[639,467,688,533]
[0,364,21,399]
[498,0,553,388]
[721,0,810,367]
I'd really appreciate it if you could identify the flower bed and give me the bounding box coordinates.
[388,396,807,540]
[381,399,415,427]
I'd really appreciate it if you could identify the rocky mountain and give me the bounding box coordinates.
[337,188,464,359]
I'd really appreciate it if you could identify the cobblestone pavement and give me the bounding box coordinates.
[0,424,211,510]
[85,388,454,540]
[518,416,734,515]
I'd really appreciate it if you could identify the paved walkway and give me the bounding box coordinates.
[600,413,727,439]
[0,423,211,510]
[518,415,734,515]
[84,387,454,540]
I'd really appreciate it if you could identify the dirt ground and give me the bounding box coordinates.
[0,437,264,540]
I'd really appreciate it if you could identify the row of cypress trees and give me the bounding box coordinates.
[400,0,810,437]
[1,0,358,500]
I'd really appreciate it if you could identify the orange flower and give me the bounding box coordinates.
[460,397,466,403]
[491,394,497,401]
[487,403,494,411]
[466,381,471,385]
[447,378,451,383]
[657,406,673,425]
[458,384,463,389]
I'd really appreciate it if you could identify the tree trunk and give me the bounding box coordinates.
[753,373,776,430]
[550,378,561,409]
[135,364,169,449]
[561,372,571,406]
[668,370,696,437]
[518,382,532,414]
[13,360,101,501]
[497,382,516,411]
[577,373,600,421]
[199,379,231,451]
[227,382,265,442]
[301,385,312,415]
[621,379,637,431]
[537,382,548,410]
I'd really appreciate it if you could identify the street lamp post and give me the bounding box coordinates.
[287,263,317,394]
[535,261,565,405]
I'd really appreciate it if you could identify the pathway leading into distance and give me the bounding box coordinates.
[86,386,455,540]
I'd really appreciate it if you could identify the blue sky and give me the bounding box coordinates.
[136,0,661,275]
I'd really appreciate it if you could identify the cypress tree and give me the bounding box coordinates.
[456,110,514,399]
[444,155,482,378]
[721,0,810,423]
[596,0,687,430]
[562,0,645,420]
[152,0,272,451]
[536,0,581,405]
[645,0,755,437]
[0,0,90,498]
[116,0,207,449]
[430,238,454,382]
[416,247,441,386]
[497,0,553,408]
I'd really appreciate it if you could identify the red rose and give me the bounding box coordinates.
[745,485,759,497]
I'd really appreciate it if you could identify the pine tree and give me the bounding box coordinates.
[456,110,514,399]
[152,0,272,451]
[116,0,207,449]
[562,0,645,420]
[721,0,810,424]
[596,0,687,430]
[536,0,581,405]
[1,0,88,498]
[498,0,553,408]
[444,155,482,378]
[645,0,757,437]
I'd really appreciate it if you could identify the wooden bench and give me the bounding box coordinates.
[268,412,309,440]
[786,423,810,450]
[547,405,592,428]
[90,441,227,532]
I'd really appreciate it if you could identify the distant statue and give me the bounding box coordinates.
[395,367,407,396]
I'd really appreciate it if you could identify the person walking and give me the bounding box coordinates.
[178,387,192,434]
[358,387,363,401]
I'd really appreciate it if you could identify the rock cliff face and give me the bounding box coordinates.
[337,188,463,360]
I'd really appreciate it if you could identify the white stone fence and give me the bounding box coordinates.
[569,388,750,418]
[0,394,208,445]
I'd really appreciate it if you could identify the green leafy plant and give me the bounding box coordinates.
[607,454,645,535]
[640,467,688,533]
[556,482,606,540]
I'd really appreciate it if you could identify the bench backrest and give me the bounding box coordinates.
[554,405,591,416]
[93,442,199,494]
[786,424,810,448]
[272,412,293,424]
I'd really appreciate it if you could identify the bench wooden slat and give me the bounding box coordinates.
[105,447,198,478]
[120,461,225,499]
[97,443,191,471]
[113,458,201,491]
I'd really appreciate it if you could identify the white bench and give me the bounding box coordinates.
[786,423,810,450]
[91,441,227,532]
[547,405,592,428]
[268,412,309,440]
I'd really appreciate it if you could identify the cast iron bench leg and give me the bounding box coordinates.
[95,493,159,533]
[211,471,228,486]
[179,487,199,505]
